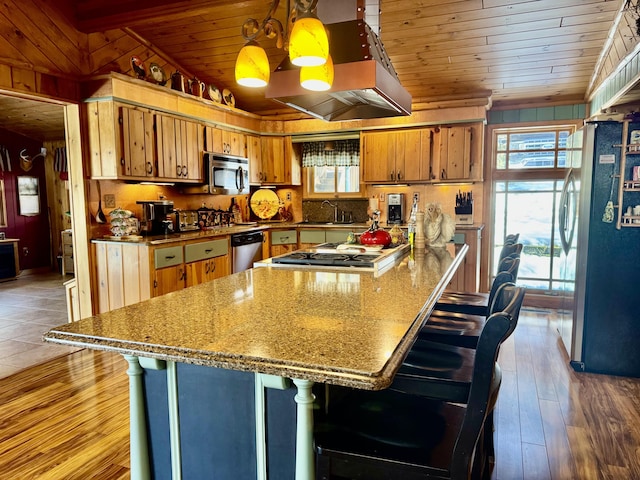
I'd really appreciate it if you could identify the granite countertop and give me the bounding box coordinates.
[45,244,467,389]
[92,224,268,245]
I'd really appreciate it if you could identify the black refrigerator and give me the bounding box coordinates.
[563,121,640,377]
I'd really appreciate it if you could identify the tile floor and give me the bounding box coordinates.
[0,271,80,378]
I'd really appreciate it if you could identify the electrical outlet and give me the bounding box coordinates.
[104,194,116,208]
[413,192,419,204]
[286,192,292,201]
[379,193,385,202]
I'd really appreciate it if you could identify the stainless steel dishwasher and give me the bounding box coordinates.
[231,231,264,273]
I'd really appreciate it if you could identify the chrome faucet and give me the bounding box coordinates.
[321,200,339,223]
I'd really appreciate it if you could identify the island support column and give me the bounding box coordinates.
[124,355,151,480]
[292,378,315,480]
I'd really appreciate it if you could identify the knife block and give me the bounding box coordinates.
[455,205,474,225]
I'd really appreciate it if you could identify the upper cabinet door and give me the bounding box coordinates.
[156,115,203,182]
[204,126,246,157]
[362,131,394,182]
[156,113,178,179]
[247,134,262,184]
[396,129,422,182]
[120,106,156,178]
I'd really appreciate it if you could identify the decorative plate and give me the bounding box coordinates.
[130,55,146,80]
[250,189,280,220]
[149,63,167,86]
[207,84,222,103]
[222,88,236,107]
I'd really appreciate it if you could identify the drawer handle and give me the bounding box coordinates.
[165,255,175,260]
[205,249,212,253]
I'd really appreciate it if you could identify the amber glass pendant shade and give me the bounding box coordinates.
[289,16,329,67]
[235,41,270,87]
[300,54,334,91]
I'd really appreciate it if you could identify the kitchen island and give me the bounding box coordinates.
[44,243,466,480]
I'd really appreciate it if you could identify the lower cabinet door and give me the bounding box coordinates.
[153,265,186,296]
[185,255,230,287]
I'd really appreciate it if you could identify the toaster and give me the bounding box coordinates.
[174,210,200,232]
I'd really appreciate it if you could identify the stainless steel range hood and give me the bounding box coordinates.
[265,11,412,121]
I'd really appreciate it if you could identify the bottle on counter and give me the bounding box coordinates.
[408,198,418,248]
[229,197,243,224]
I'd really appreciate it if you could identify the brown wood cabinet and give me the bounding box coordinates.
[362,129,431,183]
[153,264,186,296]
[93,236,230,313]
[247,134,262,184]
[120,106,155,178]
[87,101,203,182]
[269,229,298,257]
[184,238,230,287]
[447,227,482,293]
[362,123,482,184]
[432,124,484,182]
[255,136,300,185]
[204,125,246,157]
[156,114,203,182]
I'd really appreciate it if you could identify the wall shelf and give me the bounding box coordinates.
[615,120,640,229]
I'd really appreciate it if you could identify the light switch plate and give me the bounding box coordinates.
[104,194,116,208]
[379,193,385,202]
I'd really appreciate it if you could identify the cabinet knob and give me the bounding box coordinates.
[397,170,402,180]
[205,262,210,274]
[182,166,188,177]
[210,261,216,272]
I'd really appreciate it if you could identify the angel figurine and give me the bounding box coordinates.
[424,202,455,247]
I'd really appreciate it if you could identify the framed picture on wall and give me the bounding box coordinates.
[17,176,40,216]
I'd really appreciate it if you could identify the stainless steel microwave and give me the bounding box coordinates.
[182,152,250,195]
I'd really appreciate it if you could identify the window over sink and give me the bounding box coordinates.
[302,140,360,196]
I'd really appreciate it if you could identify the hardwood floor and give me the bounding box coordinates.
[0,349,130,479]
[495,310,640,480]
[0,272,80,378]
[0,308,638,479]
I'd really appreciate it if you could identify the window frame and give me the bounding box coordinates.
[484,121,582,307]
[302,165,363,199]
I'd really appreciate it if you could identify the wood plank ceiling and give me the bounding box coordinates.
[73,0,625,113]
[0,0,634,141]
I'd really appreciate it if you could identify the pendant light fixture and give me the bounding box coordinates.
[234,0,284,88]
[300,54,334,91]
[235,40,270,87]
[288,1,329,67]
[235,0,331,90]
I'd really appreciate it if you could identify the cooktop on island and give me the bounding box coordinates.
[260,243,411,274]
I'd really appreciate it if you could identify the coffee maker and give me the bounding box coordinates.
[137,200,175,235]
[387,193,404,224]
